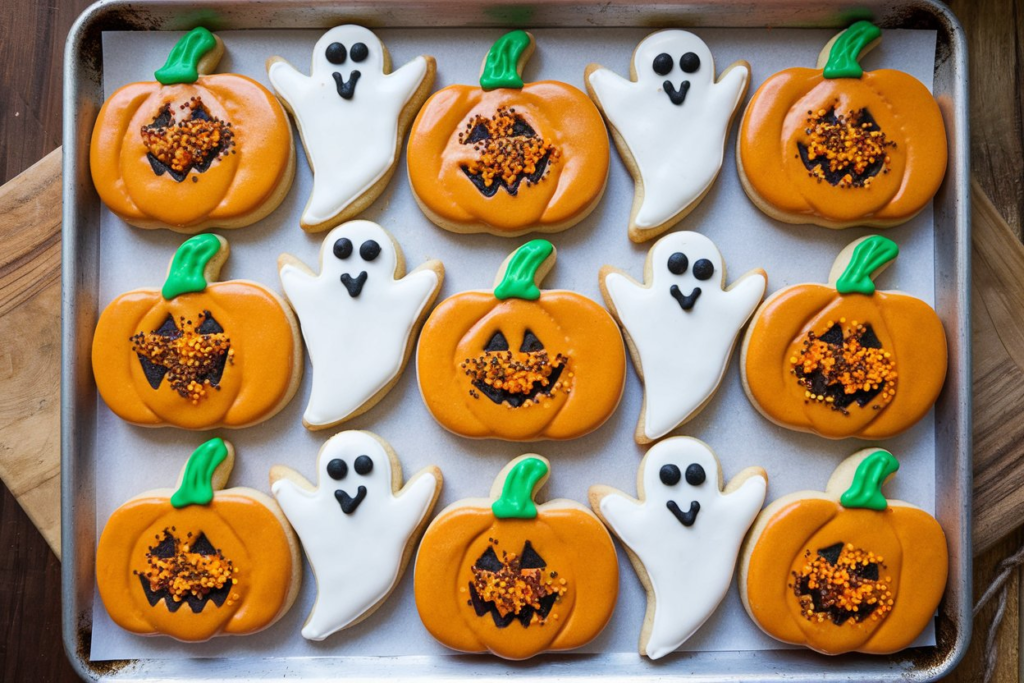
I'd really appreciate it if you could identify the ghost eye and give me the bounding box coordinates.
[685,463,706,486]
[667,252,688,275]
[327,458,348,480]
[652,52,673,76]
[659,464,681,486]
[680,52,700,73]
[333,237,353,259]
[326,42,347,65]
[692,258,715,281]
[354,455,374,475]
[350,42,369,62]
[360,240,381,261]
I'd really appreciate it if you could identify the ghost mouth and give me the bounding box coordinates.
[332,70,361,100]
[335,486,367,514]
[669,285,701,311]
[666,500,700,527]
[663,80,690,106]
[340,271,368,297]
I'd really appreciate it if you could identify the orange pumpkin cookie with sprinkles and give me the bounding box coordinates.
[737,21,947,229]
[95,438,302,641]
[92,234,303,429]
[741,235,946,440]
[739,449,948,655]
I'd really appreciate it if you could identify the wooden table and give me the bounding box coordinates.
[1,1,1022,680]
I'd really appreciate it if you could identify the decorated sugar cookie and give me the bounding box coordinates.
[268,25,435,232]
[740,449,948,655]
[91,28,295,232]
[417,239,626,441]
[92,234,302,429]
[738,21,948,228]
[270,430,442,640]
[279,220,443,430]
[601,232,766,443]
[741,235,947,439]
[95,439,301,641]
[407,30,610,237]
[415,455,618,660]
[586,30,749,242]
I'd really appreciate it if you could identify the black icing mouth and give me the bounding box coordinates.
[332,70,361,100]
[335,486,367,514]
[666,500,700,527]
[669,285,701,311]
[663,80,690,106]
[473,360,565,408]
[340,271,368,297]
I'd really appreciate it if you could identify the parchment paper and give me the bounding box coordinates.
[90,26,939,661]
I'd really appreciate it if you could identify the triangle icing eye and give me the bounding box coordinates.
[196,312,224,334]
[520,329,544,353]
[154,314,180,337]
[484,331,510,352]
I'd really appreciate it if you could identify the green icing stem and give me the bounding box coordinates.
[492,457,548,519]
[839,450,899,511]
[480,30,531,91]
[155,27,218,85]
[823,21,882,79]
[834,235,899,296]
[162,234,222,300]
[493,239,554,301]
[170,438,229,508]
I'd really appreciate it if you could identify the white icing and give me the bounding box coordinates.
[588,30,748,230]
[268,25,428,227]
[272,430,439,641]
[604,232,764,441]
[280,220,440,427]
[598,437,766,660]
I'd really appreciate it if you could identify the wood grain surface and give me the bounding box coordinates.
[0,1,1021,680]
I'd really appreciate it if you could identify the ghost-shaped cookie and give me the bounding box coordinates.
[600,231,766,444]
[268,26,436,231]
[589,437,766,659]
[279,220,443,430]
[586,31,749,242]
[270,430,442,640]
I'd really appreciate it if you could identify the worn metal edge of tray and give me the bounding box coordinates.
[60,0,971,680]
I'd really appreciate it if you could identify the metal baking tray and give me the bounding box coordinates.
[61,0,970,680]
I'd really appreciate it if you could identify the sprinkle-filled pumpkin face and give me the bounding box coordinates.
[91,234,302,429]
[741,235,947,439]
[407,30,610,236]
[414,455,619,660]
[417,239,626,441]
[95,439,301,642]
[90,27,295,232]
[739,449,948,655]
[737,21,947,228]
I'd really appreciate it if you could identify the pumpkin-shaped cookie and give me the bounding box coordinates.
[741,235,946,439]
[417,239,626,441]
[92,234,303,429]
[737,21,947,228]
[95,438,302,641]
[739,449,948,655]
[90,27,295,232]
[407,30,610,237]
[414,455,619,660]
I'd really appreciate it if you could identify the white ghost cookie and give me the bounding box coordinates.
[589,437,767,659]
[586,31,749,242]
[279,220,443,430]
[270,430,442,641]
[600,232,766,444]
[268,26,436,232]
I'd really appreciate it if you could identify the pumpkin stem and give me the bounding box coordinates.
[492,457,548,519]
[834,235,899,296]
[839,450,899,510]
[823,21,882,79]
[155,27,218,85]
[494,239,554,301]
[162,234,223,300]
[480,30,532,91]
[171,438,229,508]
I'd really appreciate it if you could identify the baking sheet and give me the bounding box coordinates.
[90,26,938,661]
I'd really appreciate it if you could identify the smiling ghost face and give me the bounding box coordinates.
[312,25,386,100]
[322,221,398,298]
[318,431,393,517]
[633,30,715,107]
[642,441,722,529]
[650,232,722,313]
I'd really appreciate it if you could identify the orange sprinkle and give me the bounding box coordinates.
[792,543,893,626]
[459,106,560,189]
[130,311,232,403]
[141,97,235,175]
[800,102,895,188]
[135,529,235,604]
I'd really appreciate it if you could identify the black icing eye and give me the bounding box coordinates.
[520,329,544,353]
[659,464,681,486]
[327,458,348,480]
[350,42,369,62]
[692,258,715,281]
[667,252,688,275]
[360,240,381,262]
[484,330,509,352]
[680,52,701,73]
[333,237,353,259]
[326,42,347,65]
[354,455,373,475]
[685,463,706,486]
[652,52,673,76]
